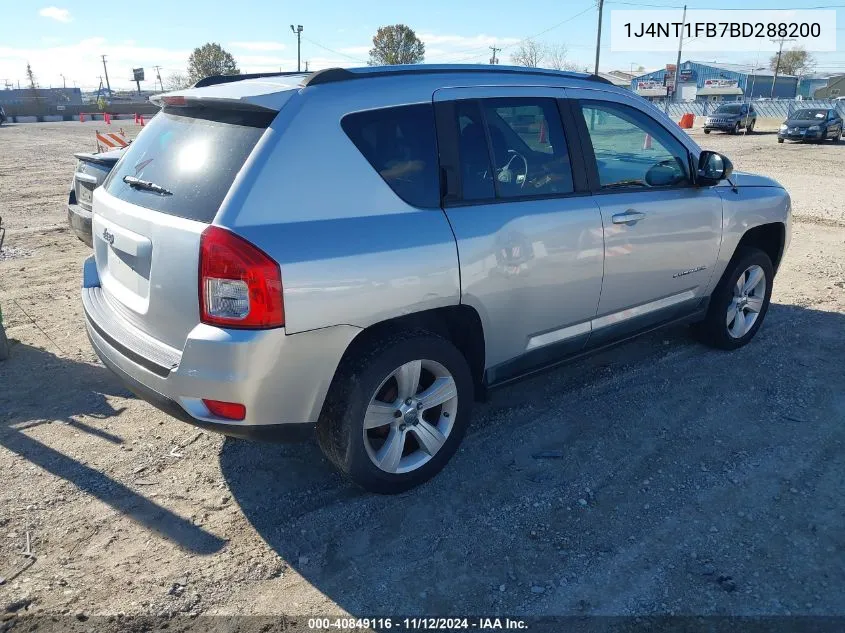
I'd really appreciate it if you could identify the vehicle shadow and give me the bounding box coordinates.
[0,341,225,554]
[220,302,845,615]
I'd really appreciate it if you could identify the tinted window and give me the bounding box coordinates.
[455,100,496,201]
[715,104,742,114]
[342,104,440,208]
[105,108,272,222]
[480,98,574,198]
[579,101,690,190]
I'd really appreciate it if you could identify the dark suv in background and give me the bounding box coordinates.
[704,103,756,135]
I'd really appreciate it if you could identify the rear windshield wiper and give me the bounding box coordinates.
[123,175,173,196]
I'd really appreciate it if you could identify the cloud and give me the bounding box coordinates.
[39,6,72,22]
[229,41,286,52]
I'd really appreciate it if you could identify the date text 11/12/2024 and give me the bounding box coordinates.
[307,617,528,630]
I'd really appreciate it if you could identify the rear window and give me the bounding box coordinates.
[104,107,272,222]
[341,104,440,209]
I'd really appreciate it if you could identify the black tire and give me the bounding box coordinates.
[704,129,711,134]
[317,330,474,494]
[694,248,774,350]
[747,120,755,133]
[732,122,740,135]
[777,138,784,143]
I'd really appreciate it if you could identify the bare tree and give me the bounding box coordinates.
[512,40,585,71]
[511,39,545,68]
[545,44,583,71]
[165,72,192,90]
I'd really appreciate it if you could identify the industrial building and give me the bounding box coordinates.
[812,75,845,99]
[0,87,83,107]
[632,60,798,102]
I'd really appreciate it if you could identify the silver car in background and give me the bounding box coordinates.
[68,147,125,247]
[83,65,791,493]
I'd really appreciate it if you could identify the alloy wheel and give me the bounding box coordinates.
[726,264,766,339]
[362,359,459,474]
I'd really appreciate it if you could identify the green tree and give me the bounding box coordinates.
[770,46,815,76]
[368,25,425,66]
[187,42,240,84]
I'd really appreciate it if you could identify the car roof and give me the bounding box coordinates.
[152,64,619,112]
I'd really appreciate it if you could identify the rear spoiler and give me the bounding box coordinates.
[149,93,279,112]
[73,151,123,166]
[192,71,310,88]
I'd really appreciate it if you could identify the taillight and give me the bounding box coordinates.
[202,399,246,421]
[199,226,284,329]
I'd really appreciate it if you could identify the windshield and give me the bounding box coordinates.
[104,107,273,222]
[791,109,827,120]
[714,105,742,114]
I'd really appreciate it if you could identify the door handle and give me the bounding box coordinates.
[612,210,646,225]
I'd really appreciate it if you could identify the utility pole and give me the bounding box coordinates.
[305,60,310,71]
[153,65,164,92]
[673,4,687,101]
[770,37,796,98]
[100,54,111,95]
[489,46,500,65]
[290,25,303,72]
[60,73,67,89]
[594,0,604,74]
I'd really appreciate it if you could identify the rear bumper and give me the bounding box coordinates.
[68,203,93,247]
[81,256,361,436]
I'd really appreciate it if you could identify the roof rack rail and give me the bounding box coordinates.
[302,65,614,88]
[192,71,310,89]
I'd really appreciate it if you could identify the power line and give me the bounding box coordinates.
[301,36,366,63]
[448,2,596,63]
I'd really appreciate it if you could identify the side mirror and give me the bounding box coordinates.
[697,150,733,185]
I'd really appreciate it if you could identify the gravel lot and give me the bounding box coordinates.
[0,120,843,622]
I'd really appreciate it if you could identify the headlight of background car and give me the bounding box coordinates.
[808,125,820,131]
[780,124,788,131]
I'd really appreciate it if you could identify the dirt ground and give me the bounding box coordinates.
[0,120,844,623]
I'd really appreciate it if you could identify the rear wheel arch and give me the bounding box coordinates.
[330,305,486,402]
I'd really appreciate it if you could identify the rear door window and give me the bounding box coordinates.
[342,104,440,209]
[480,98,574,198]
[104,107,272,222]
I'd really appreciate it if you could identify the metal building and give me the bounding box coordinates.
[631,60,798,102]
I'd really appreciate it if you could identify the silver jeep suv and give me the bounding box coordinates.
[82,65,791,493]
